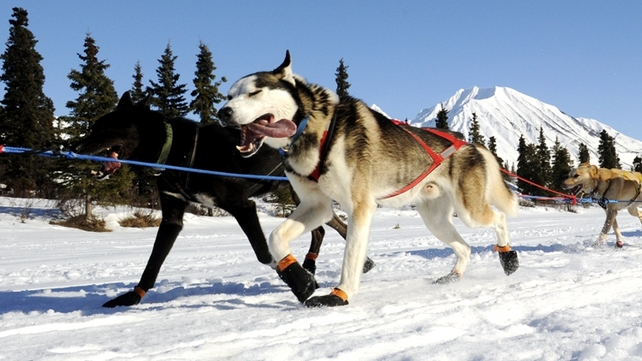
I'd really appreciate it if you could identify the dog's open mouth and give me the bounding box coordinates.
[91,146,122,180]
[563,184,584,196]
[236,114,297,157]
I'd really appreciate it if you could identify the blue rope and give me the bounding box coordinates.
[1,146,289,182]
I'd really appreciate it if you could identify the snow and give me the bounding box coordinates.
[409,86,642,169]
[2,197,642,360]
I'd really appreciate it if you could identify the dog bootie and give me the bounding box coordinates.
[305,288,349,308]
[302,252,318,275]
[276,255,318,303]
[102,286,145,308]
[494,245,519,275]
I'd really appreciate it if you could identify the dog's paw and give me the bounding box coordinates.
[362,257,376,274]
[434,271,461,284]
[615,241,624,248]
[498,250,519,276]
[102,291,142,308]
[305,294,349,308]
[277,261,318,303]
[305,289,349,308]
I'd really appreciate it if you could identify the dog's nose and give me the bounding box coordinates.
[218,107,234,124]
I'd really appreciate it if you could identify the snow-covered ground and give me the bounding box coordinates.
[1,197,642,360]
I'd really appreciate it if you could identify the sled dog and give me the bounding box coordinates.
[562,162,642,247]
[74,92,374,308]
[218,51,519,307]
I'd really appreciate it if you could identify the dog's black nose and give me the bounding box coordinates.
[218,107,234,124]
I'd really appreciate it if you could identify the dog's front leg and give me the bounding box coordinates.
[103,194,187,308]
[597,208,618,246]
[270,195,334,303]
[306,199,377,307]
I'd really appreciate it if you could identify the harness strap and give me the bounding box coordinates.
[309,112,338,182]
[159,125,200,202]
[379,124,467,200]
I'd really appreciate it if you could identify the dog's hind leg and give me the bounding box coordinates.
[416,200,471,283]
[103,194,187,308]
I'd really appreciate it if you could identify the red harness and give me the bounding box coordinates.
[307,118,467,200]
[380,120,467,199]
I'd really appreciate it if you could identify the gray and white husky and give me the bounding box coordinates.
[219,51,519,307]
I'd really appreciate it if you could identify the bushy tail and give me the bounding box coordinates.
[480,147,518,217]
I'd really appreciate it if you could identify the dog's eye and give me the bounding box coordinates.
[248,90,262,97]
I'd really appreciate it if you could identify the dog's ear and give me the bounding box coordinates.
[273,50,295,86]
[589,164,599,177]
[117,92,134,109]
[138,94,152,110]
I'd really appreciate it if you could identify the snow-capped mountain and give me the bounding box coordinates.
[406,86,642,169]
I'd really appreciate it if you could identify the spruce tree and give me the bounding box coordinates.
[59,34,134,218]
[516,135,543,196]
[578,142,590,164]
[536,127,551,187]
[550,137,573,192]
[335,58,350,98]
[149,43,188,118]
[487,136,504,167]
[190,41,227,123]
[633,155,642,173]
[0,7,56,196]
[469,112,485,144]
[130,61,146,103]
[597,130,621,169]
[435,104,449,129]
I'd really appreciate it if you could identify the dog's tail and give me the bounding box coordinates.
[480,146,518,217]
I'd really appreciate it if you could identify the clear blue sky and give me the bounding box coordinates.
[2,1,642,139]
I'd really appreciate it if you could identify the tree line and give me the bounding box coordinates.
[436,106,633,197]
[0,8,226,213]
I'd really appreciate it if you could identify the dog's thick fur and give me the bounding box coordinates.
[219,51,519,307]
[562,162,642,247]
[74,92,356,308]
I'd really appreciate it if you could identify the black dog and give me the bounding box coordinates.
[74,92,373,308]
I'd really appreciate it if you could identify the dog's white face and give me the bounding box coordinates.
[220,53,300,157]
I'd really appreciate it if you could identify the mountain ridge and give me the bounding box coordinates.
[375,86,642,169]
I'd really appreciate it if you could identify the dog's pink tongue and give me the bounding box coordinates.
[248,119,297,138]
[103,151,121,174]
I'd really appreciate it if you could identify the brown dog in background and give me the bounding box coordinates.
[562,162,642,247]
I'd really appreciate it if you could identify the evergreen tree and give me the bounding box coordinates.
[335,58,350,98]
[634,155,642,173]
[130,61,146,103]
[536,127,552,186]
[550,137,573,192]
[58,33,134,218]
[469,112,485,144]
[487,136,504,167]
[516,135,544,196]
[578,142,590,164]
[148,43,188,118]
[0,7,56,196]
[435,104,449,129]
[190,41,227,123]
[597,129,621,169]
